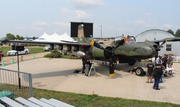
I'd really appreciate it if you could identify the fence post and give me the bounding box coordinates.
[28,74,33,97]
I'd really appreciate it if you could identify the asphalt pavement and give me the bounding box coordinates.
[1,54,180,105]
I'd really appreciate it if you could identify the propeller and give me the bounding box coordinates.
[154,39,167,64]
[90,38,126,77]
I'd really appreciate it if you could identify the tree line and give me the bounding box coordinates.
[5,33,37,40]
[167,29,180,37]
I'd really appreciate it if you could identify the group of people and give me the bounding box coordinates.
[146,54,173,90]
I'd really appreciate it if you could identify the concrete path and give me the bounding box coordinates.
[1,56,180,105]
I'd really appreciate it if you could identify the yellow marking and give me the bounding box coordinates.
[90,40,95,46]
[124,37,126,42]
[110,74,114,78]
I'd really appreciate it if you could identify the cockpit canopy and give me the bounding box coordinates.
[114,36,136,45]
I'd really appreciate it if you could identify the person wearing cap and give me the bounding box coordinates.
[146,60,154,83]
[153,60,164,90]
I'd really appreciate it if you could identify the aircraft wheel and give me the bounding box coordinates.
[135,67,144,76]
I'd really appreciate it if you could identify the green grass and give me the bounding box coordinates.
[0,46,44,57]
[0,85,179,107]
[31,89,180,107]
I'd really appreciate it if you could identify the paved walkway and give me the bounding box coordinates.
[1,57,180,105]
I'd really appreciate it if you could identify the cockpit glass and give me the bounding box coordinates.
[127,37,136,44]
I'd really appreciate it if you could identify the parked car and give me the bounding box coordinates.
[43,45,51,51]
[7,48,29,56]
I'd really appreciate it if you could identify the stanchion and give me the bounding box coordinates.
[12,58,15,64]
[32,55,35,59]
[20,56,23,61]
[1,60,5,66]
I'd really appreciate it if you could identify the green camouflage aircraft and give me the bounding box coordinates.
[1,24,180,77]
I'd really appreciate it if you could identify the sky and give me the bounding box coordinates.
[0,0,180,38]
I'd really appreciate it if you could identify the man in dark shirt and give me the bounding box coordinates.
[153,61,163,90]
[146,60,154,83]
[81,55,90,73]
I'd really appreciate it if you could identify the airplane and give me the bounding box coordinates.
[1,24,180,78]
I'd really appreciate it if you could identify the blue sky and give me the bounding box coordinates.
[0,0,180,38]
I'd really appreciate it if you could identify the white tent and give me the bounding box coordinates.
[35,32,76,42]
[34,32,51,41]
[49,33,61,42]
[60,32,76,42]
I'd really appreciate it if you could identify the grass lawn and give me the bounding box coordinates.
[32,88,180,107]
[0,84,179,107]
[0,46,45,57]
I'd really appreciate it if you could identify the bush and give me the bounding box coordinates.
[44,49,62,58]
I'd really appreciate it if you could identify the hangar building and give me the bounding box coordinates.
[136,29,180,61]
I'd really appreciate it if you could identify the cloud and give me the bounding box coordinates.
[61,8,70,13]
[68,0,104,9]
[75,10,88,19]
[34,22,47,26]
[15,25,26,30]
[32,27,43,31]
[117,27,134,34]
[132,20,157,27]
[54,22,69,27]
[163,24,172,29]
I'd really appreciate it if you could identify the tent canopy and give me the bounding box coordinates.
[35,32,76,42]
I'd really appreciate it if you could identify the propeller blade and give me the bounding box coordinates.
[160,39,167,47]
[90,40,105,50]
[109,58,115,78]
[113,37,126,51]
[90,38,125,78]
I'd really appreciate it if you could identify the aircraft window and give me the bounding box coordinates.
[125,36,136,44]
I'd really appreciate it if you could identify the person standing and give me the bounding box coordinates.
[153,61,163,90]
[146,60,154,83]
[162,54,168,69]
[0,51,3,64]
[167,54,173,75]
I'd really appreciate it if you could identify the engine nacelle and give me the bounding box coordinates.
[89,45,112,59]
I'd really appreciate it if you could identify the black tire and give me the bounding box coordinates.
[15,52,18,56]
[135,67,144,76]
[25,51,28,54]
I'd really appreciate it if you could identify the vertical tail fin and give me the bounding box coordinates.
[77,24,89,43]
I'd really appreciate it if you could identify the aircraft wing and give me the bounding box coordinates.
[0,39,90,46]
[152,37,180,43]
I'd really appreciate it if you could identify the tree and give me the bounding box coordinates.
[6,33,16,40]
[175,29,180,37]
[167,29,174,36]
[16,35,20,40]
[19,36,24,40]
[32,37,36,40]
